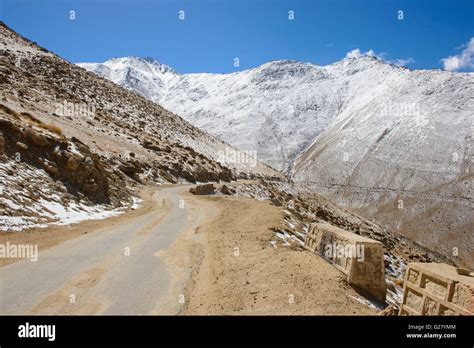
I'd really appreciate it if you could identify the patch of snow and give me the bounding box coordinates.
[347,294,384,310]
[131,197,142,209]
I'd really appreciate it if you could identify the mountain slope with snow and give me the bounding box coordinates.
[0,22,280,232]
[78,55,474,267]
[79,57,349,172]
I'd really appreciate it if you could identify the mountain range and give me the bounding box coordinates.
[78,56,474,266]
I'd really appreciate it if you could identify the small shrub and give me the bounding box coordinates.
[39,123,63,135]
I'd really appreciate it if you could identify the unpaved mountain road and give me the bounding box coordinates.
[0,185,376,315]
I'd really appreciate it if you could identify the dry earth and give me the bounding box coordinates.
[180,194,377,315]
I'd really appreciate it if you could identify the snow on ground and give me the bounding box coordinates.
[347,294,385,310]
[38,199,124,226]
[131,197,142,210]
[0,159,137,232]
[384,252,407,308]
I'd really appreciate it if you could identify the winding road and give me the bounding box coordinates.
[0,185,207,315]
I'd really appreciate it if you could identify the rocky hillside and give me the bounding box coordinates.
[0,21,280,231]
[79,56,474,268]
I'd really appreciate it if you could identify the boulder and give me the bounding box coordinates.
[119,161,142,176]
[270,198,282,206]
[26,130,50,147]
[142,140,161,152]
[220,184,235,195]
[190,184,215,195]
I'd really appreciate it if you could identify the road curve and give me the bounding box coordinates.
[0,185,204,315]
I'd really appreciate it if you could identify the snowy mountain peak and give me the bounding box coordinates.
[332,54,392,70]
[77,56,180,102]
[104,56,178,75]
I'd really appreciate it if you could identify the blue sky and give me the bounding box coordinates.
[1,0,473,73]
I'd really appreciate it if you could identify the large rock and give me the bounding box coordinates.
[400,262,474,315]
[220,184,235,195]
[189,184,215,195]
[304,222,387,302]
[25,129,51,147]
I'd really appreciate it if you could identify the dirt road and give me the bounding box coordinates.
[0,184,376,315]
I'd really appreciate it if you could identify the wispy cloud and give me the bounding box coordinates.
[441,37,474,71]
[345,48,414,67]
[391,57,415,67]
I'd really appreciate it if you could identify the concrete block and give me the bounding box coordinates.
[400,262,474,315]
[304,222,386,302]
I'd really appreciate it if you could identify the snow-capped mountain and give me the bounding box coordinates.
[77,56,474,267]
[79,57,177,105]
[78,57,350,172]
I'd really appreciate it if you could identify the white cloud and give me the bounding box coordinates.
[345,48,414,67]
[441,37,474,71]
[392,57,415,67]
[345,48,376,58]
[345,48,362,58]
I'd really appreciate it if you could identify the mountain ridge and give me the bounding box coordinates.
[78,54,474,267]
